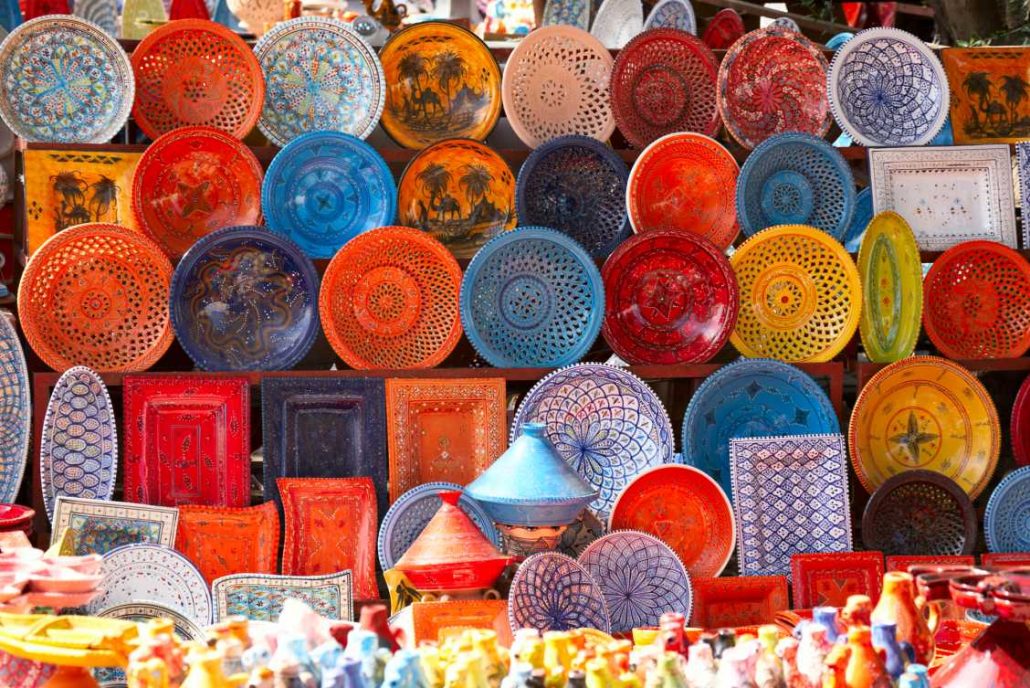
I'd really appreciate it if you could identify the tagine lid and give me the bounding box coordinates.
[394,491,510,571]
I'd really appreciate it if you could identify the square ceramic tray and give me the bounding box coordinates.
[212,570,354,623]
[50,496,178,556]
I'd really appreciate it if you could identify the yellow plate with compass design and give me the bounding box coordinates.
[729,224,862,362]
[858,211,923,363]
[849,356,1000,498]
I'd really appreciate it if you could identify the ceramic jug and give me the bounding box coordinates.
[811,608,841,643]
[869,622,905,680]
[842,628,891,688]
[870,572,936,665]
[796,625,830,688]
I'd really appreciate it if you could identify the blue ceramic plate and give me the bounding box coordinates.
[984,466,1030,553]
[541,0,590,29]
[516,136,630,259]
[681,358,840,498]
[460,226,604,368]
[643,0,696,32]
[843,186,873,252]
[736,132,855,239]
[0,315,29,504]
[170,226,320,371]
[509,552,611,633]
[262,131,396,259]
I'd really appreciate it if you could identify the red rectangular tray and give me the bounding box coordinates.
[791,551,885,608]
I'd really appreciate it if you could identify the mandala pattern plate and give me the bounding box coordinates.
[681,358,839,498]
[502,26,615,149]
[515,136,629,258]
[843,187,873,253]
[626,133,739,249]
[51,496,178,556]
[941,48,1030,144]
[262,132,396,259]
[175,503,280,585]
[398,139,515,259]
[132,126,263,259]
[858,211,923,363]
[460,227,604,368]
[40,367,116,521]
[729,434,852,577]
[578,531,692,634]
[690,576,789,629]
[701,8,743,50]
[985,466,1030,553]
[923,241,1030,360]
[170,226,320,371]
[509,553,610,633]
[643,0,696,33]
[512,363,674,516]
[610,30,719,148]
[790,551,885,608]
[736,133,855,239]
[379,22,501,149]
[212,571,354,623]
[828,28,949,147]
[254,17,384,146]
[717,27,830,150]
[609,465,734,579]
[320,226,462,369]
[18,223,174,373]
[0,315,29,504]
[541,0,589,29]
[849,356,1000,498]
[0,16,133,143]
[1014,375,1030,467]
[590,0,642,49]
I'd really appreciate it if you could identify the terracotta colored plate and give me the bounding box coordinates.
[320,226,463,369]
[379,21,501,150]
[942,47,1030,145]
[17,224,174,372]
[608,465,734,578]
[849,356,1000,498]
[626,132,739,248]
[601,229,737,364]
[690,576,788,629]
[790,551,885,608]
[886,554,976,573]
[132,126,263,259]
[701,8,744,50]
[130,18,264,140]
[175,503,279,585]
[609,29,720,148]
[923,241,1030,360]
[1013,374,1030,467]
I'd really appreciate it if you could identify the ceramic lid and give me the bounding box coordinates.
[394,491,508,571]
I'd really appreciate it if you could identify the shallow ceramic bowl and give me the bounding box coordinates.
[41,554,102,576]
[29,569,103,594]
[0,578,27,602]
[20,589,102,609]
[0,548,43,563]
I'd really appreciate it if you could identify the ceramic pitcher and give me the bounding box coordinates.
[870,572,936,665]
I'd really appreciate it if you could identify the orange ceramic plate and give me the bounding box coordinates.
[175,503,280,585]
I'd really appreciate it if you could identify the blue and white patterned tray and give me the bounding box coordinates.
[0,314,29,504]
[212,570,354,622]
[643,0,696,33]
[509,552,610,633]
[984,466,1030,553]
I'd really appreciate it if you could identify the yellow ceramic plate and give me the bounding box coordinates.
[858,211,923,363]
[849,356,1000,498]
[729,224,862,362]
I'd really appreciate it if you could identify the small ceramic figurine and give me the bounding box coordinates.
[796,625,831,687]
[870,622,906,680]
[774,637,801,688]
[714,644,757,688]
[811,608,841,643]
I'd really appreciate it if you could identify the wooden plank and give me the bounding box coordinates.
[693,0,855,36]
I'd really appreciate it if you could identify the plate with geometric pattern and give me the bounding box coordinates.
[0,315,30,505]
[984,466,1030,553]
[508,552,610,633]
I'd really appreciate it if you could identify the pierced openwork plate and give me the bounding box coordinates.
[0,315,30,504]
[590,0,642,49]
[730,225,861,362]
[984,466,1030,553]
[643,0,696,33]
[509,552,610,633]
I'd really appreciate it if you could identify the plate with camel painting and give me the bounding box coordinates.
[942,47,1030,145]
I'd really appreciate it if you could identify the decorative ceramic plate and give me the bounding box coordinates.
[601,229,737,364]
[130,19,263,140]
[51,496,178,556]
[512,363,674,516]
[460,227,604,368]
[1014,375,1030,467]
[942,47,1030,144]
[212,570,354,622]
[18,224,174,372]
[858,211,923,363]
[578,530,692,634]
[397,138,515,259]
[626,132,738,247]
[0,315,29,505]
[849,356,1000,498]
[590,0,642,49]
[515,136,629,258]
[790,551,884,608]
[40,367,116,521]
[609,30,719,148]
[133,126,263,259]
[923,241,1030,360]
[175,503,280,585]
[702,8,743,49]
[717,27,830,150]
[379,22,501,149]
[690,576,789,628]
[886,554,976,573]
[643,0,696,32]
[90,543,212,625]
[843,187,873,253]
[984,466,1030,553]
[730,225,861,362]
[509,552,610,633]
[320,226,462,369]
[502,25,615,149]
[378,482,501,571]
[541,0,590,30]
[828,28,949,147]
[262,131,396,259]
[681,358,839,497]
[170,226,320,371]
[74,0,118,36]
[609,465,733,578]
[735,133,855,239]
[98,601,205,640]
[254,17,384,146]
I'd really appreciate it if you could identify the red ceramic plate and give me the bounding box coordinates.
[601,229,737,364]
[791,551,885,608]
[690,575,789,629]
[923,241,1030,360]
[886,554,976,573]
[626,132,739,249]
[1013,375,1030,467]
[0,505,34,529]
[175,503,280,585]
[132,126,263,258]
[702,8,744,50]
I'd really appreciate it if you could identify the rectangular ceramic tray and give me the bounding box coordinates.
[1017,142,1030,248]
[50,496,178,556]
[212,570,354,623]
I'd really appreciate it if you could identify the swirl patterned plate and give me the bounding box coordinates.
[511,363,674,517]
[578,530,692,634]
[1014,375,1030,467]
[0,16,133,143]
[601,229,737,364]
[460,227,604,368]
[849,356,1000,498]
[590,0,642,49]
[320,226,462,369]
[170,226,320,371]
[643,0,696,33]
[0,316,28,505]
[516,136,629,258]
[262,132,396,259]
[254,17,384,147]
[509,552,611,633]
[984,466,1030,553]
[717,27,830,150]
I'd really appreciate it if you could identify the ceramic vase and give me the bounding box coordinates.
[842,628,891,688]
[871,572,936,665]
[870,622,906,680]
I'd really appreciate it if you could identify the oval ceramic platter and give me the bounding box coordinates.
[508,552,611,634]
[0,315,29,504]
[40,366,117,522]
[984,466,1030,553]
[858,211,922,363]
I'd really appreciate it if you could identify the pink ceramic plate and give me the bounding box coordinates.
[41,554,103,576]
[28,569,103,594]
[17,589,102,609]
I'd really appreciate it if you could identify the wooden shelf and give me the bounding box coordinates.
[855,356,1030,389]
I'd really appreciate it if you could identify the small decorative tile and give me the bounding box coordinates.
[50,496,178,556]
[791,551,885,608]
[690,576,789,629]
[175,502,280,585]
[212,570,354,623]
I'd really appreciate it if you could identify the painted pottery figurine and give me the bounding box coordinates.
[715,644,757,688]
[811,608,841,643]
[842,628,891,688]
[796,625,830,688]
[821,644,850,688]
[870,572,936,665]
[774,637,801,688]
[754,630,783,688]
[683,643,716,688]
[841,596,873,631]
[870,622,906,680]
